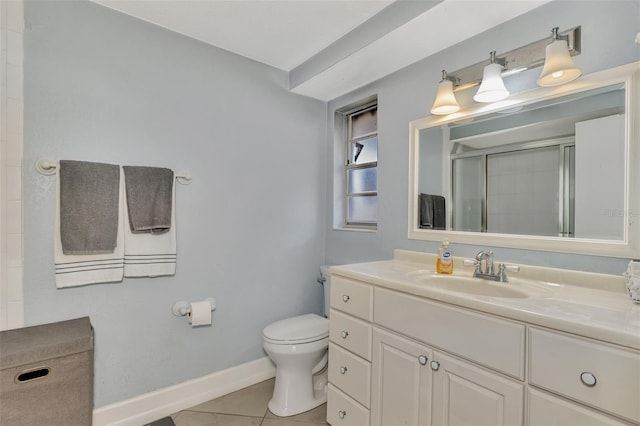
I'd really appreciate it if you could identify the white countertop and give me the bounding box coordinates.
[330,252,640,351]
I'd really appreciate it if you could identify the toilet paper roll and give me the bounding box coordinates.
[187,300,212,326]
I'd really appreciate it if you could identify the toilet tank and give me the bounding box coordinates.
[320,266,331,318]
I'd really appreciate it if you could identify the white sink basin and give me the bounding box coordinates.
[407,272,530,299]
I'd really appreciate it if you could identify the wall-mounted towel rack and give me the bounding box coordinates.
[35,158,193,185]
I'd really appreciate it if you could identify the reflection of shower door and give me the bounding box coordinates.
[452,156,484,232]
[562,145,575,237]
[486,146,561,236]
[452,144,571,237]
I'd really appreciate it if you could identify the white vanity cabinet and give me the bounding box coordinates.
[371,287,525,426]
[370,327,525,426]
[327,271,640,426]
[371,327,524,426]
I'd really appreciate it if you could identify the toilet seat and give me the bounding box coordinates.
[263,314,328,345]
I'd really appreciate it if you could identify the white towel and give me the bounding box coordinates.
[55,167,125,288]
[123,176,177,277]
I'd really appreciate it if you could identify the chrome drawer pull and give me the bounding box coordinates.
[430,360,440,371]
[341,330,349,339]
[418,355,428,365]
[338,410,347,419]
[342,294,350,303]
[340,366,348,374]
[580,372,597,387]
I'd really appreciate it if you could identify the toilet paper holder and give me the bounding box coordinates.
[172,298,216,317]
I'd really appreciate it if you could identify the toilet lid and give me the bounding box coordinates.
[263,314,329,344]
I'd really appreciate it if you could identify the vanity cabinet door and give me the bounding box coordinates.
[370,327,433,426]
[431,351,524,426]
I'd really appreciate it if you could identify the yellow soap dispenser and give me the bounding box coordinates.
[437,239,453,274]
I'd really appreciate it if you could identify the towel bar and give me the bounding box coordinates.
[35,158,193,184]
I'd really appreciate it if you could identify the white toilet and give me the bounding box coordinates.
[262,267,331,417]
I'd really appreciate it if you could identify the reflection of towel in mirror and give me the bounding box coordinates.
[433,195,446,230]
[420,194,446,230]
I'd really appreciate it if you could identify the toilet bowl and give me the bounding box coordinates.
[263,267,332,417]
[263,313,329,417]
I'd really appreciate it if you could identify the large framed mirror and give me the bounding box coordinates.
[408,62,640,257]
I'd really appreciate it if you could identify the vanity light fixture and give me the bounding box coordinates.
[537,27,582,87]
[430,70,461,115]
[429,26,581,115]
[473,51,509,103]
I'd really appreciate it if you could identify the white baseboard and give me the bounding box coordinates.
[93,357,276,426]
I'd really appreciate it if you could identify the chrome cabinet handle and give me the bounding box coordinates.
[430,360,440,371]
[342,294,350,303]
[580,372,597,387]
[341,330,349,339]
[418,355,428,365]
[340,366,348,374]
[338,410,347,419]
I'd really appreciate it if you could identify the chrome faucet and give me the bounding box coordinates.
[476,250,494,275]
[465,250,520,282]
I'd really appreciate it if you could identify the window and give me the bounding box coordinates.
[345,104,378,227]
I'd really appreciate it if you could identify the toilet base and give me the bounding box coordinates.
[268,365,328,417]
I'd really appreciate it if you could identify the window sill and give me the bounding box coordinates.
[333,225,377,233]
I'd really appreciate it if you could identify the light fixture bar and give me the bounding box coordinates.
[448,26,581,92]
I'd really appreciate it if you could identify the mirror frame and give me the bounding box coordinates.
[408,61,640,257]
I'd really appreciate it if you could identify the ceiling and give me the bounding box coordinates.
[92,0,552,101]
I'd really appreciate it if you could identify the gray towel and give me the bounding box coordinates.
[123,166,174,234]
[433,195,446,230]
[419,193,434,228]
[419,193,446,230]
[60,160,120,255]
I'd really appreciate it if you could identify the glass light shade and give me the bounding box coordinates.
[473,63,509,103]
[430,80,460,115]
[537,39,581,87]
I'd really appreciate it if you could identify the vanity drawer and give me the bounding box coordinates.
[329,343,371,408]
[529,327,640,423]
[327,383,370,426]
[331,275,373,321]
[528,388,629,426]
[374,287,525,379]
[330,309,372,361]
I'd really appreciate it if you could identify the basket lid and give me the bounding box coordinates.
[0,317,93,370]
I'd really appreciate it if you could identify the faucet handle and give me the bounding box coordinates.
[497,263,520,282]
[502,264,520,273]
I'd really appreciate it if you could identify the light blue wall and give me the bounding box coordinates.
[23,1,327,407]
[325,0,640,274]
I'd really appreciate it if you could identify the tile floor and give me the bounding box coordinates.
[170,378,330,426]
